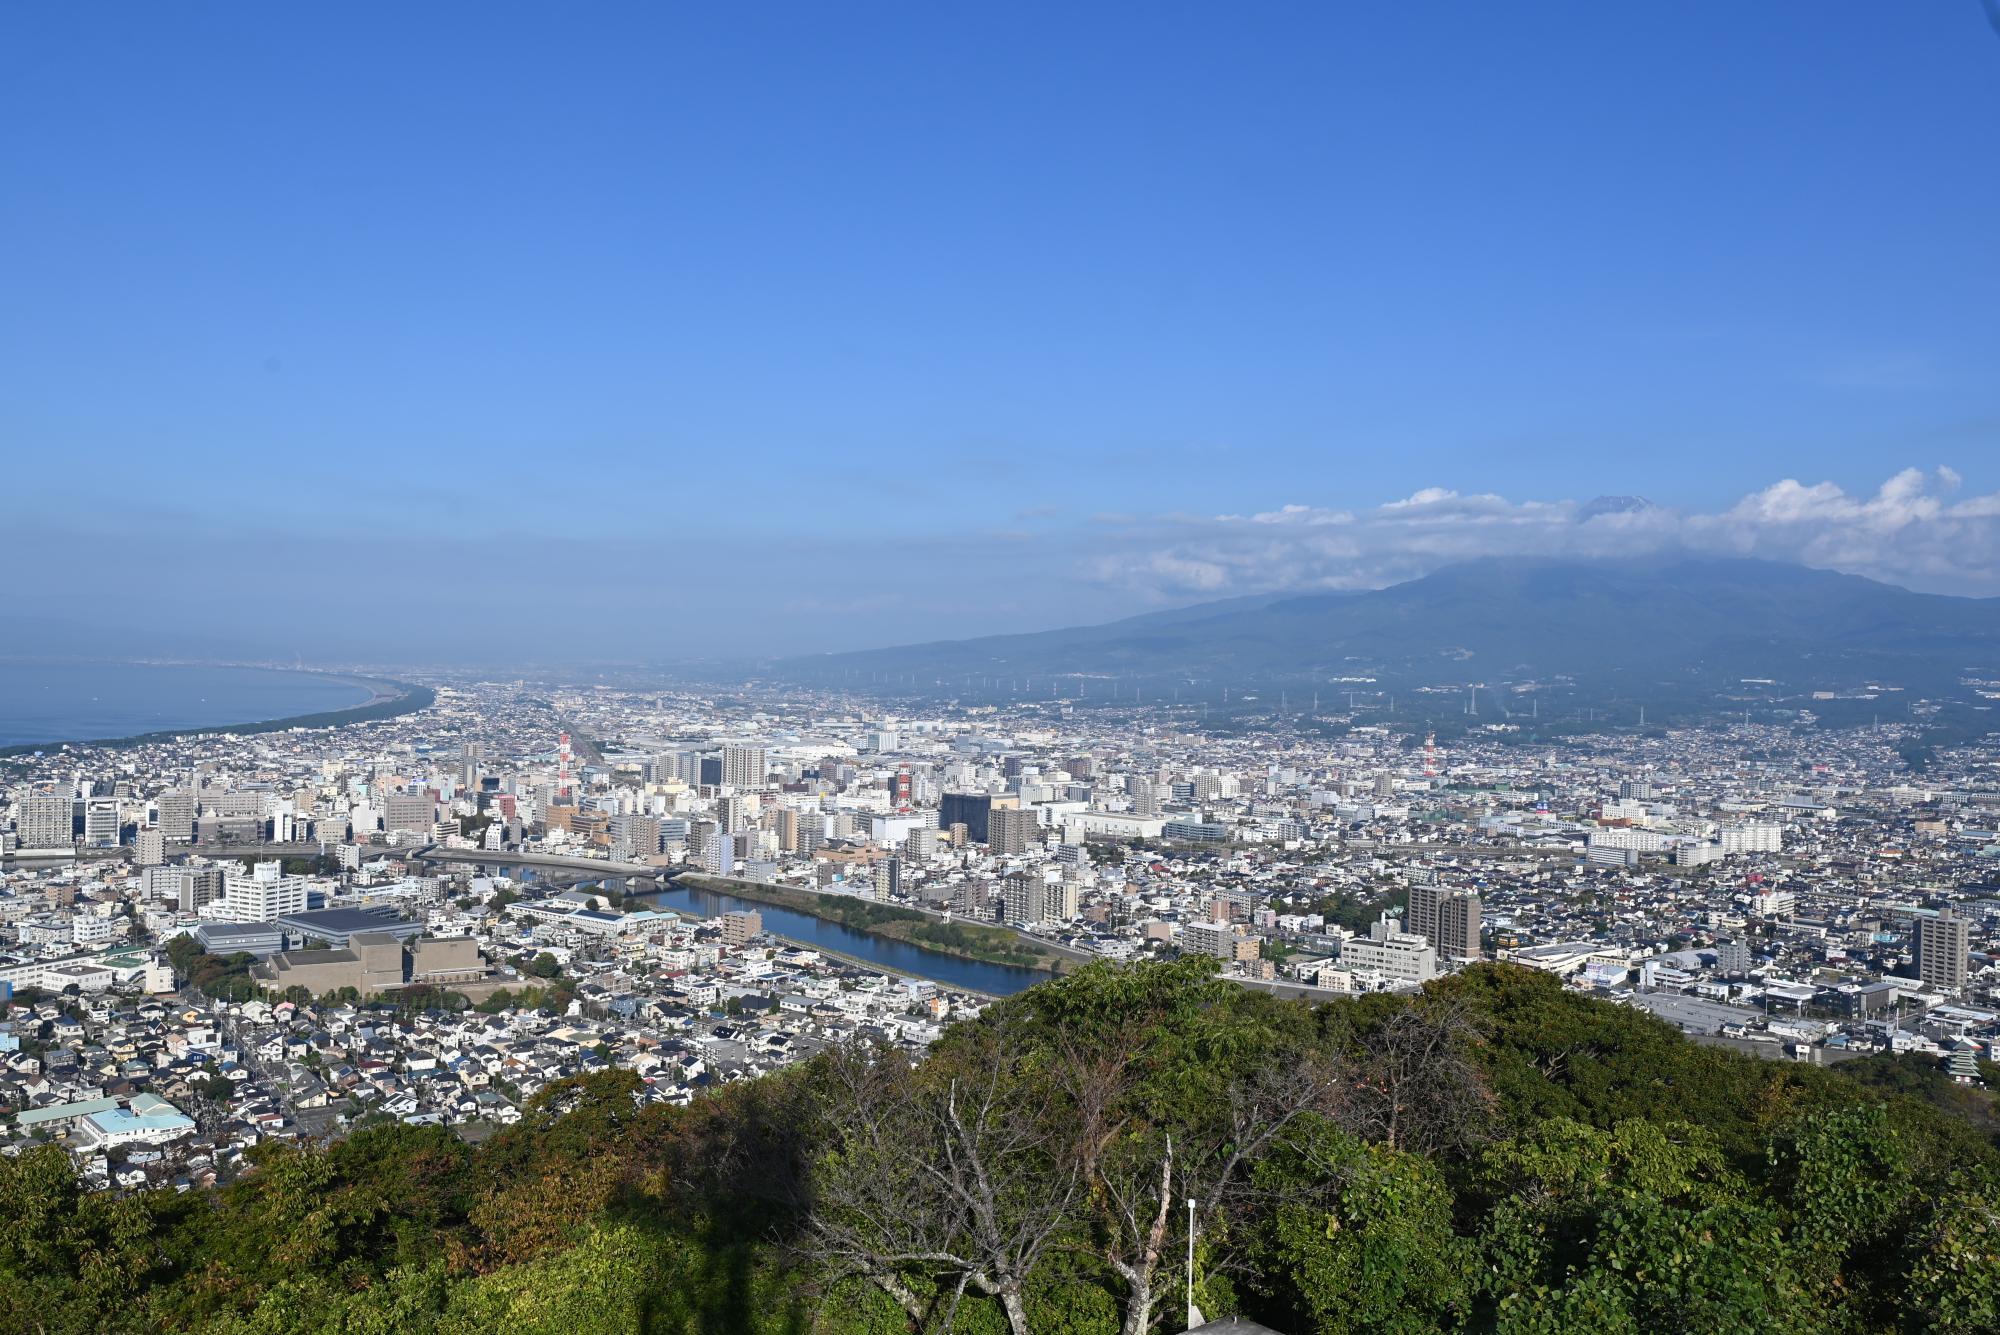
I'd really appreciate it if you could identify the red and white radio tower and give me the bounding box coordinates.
[1423,731,1438,779]
[557,731,573,798]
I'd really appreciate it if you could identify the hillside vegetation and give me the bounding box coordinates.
[5,961,1999,1334]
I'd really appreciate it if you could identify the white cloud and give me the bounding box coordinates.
[1086,468,2000,600]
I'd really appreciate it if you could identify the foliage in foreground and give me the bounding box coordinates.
[5,961,2000,1334]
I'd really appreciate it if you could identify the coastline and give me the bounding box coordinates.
[0,665,433,757]
[670,872,1074,973]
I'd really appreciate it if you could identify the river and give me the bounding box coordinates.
[639,882,1047,996]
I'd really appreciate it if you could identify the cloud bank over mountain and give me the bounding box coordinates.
[1085,468,2000,602]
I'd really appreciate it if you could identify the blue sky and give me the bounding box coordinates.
[5,3,1999,663]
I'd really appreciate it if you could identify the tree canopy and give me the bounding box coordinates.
[5,961,1998,1334]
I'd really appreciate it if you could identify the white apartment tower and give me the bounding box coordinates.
[722,745,766,791]
[222,861,307,921]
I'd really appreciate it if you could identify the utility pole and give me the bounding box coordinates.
[1186,1196,1200,1328]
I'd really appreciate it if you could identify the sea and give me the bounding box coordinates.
[0,660,380,749]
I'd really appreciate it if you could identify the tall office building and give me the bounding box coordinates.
[1437,893,1482,961]
[14,793,72,849]
[722,745,767,791]
[156,788,195,842]
[385,793,435,834]
[1916,908,1970,993]
[460,742,483,791]
[989,805,1038,857]
[941,792,1018,845]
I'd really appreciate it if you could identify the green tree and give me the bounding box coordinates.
[1247,1115,1472,1334]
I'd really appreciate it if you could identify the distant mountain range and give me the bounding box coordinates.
[777,558,2000,699]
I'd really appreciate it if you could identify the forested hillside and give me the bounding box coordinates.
[5,961,1998,1334]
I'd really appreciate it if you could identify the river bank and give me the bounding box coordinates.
[646,878,1060,995]
[671,872,1072,973]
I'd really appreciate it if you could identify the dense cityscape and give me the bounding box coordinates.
[5,678,1997,1195]
[10,4,2000,1330]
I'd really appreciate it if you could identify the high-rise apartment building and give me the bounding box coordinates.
[177,866,226,914]
[1001,873,1038,925]
[1405,880,1443,946]
[701,824,735,876]
[14,793,72,849]
[223,861,307,920]
[612,813,662,857]
[717,795,747,834]
[1132,781,1160,818]
[720,910,762,947]
[1916,908,1970,993]
[1040,876,1080,924]
[1437,893,1482,961]
[722,745,766,791]
[1182,920,1238,960]
[83,798,120,848]
[157,788,195,842]
[989,805,1038,857]
[951,878,992,919]
[1720,824,1783,855]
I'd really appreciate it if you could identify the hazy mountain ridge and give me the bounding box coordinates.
[778,557,2000,691]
